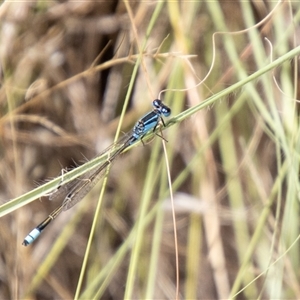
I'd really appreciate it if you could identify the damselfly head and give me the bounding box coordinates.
[152,99,171,117]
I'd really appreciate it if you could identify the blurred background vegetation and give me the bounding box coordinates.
[0,1,300,299]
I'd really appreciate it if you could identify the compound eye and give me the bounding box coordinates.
[152,99,162,109]
[162,106,171,117]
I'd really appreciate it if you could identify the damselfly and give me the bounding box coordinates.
[22,99,171,246]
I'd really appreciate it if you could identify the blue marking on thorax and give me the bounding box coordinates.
[128,99,171,144]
